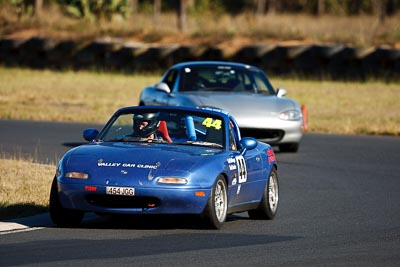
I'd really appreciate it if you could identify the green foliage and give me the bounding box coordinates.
[7,0,34,17]
[191,0,225,16]
[138,0,154,15]
[59,0,129,21]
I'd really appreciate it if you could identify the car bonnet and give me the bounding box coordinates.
[182,91,297,117]
[62,142,225,186]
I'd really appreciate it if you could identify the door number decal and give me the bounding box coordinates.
[236,155,247,183]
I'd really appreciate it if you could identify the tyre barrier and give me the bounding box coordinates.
[169,45,208,65]
[0,38,25,66]
[231,45,275,66]
[0,37,399,80]
[134,45,179,71]
[198,46,225,61]
[47,40,79,69]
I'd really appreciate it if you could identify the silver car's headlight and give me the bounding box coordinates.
[279,109,301,121]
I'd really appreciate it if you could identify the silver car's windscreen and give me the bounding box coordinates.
[179,66,275,94]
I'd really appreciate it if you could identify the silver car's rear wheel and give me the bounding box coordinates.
[202,175,228,229]
[248,167,279,220]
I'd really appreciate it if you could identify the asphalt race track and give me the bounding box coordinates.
[0,119,399,266]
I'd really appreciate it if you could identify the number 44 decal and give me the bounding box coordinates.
[236,155,247,183]
[202,117,222,130]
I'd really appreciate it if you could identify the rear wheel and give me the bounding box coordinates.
[202,175,228,229]
[49,177,84,227]
[248,167,279,220]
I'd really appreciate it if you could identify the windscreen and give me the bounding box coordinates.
[98,109,226,149]
[179,65,275,94]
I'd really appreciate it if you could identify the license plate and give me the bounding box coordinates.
[106,186,135,196]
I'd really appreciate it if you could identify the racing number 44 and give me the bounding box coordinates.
[236,155,247,183]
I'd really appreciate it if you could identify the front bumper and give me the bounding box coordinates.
[236,116,303,145]
[58,182,212,215]
[240,122,302,145]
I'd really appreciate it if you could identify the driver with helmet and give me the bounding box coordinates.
[133,113,161,140]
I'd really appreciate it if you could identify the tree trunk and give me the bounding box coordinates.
[177,0,188,33]
[153,0,161,25]
[349,0,361,15]
[255,0,266,16]
[316,0,325,16]
[129,0,138,14]
[267,0,277,15]
[373,0,387,24]
[34,0,43,18]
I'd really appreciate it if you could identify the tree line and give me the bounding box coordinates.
[2,0,399,32]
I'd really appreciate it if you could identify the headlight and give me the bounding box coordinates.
[56,163,61,177]
[157,177,188,184]
[65,172,89,179]
[279,109,301,121]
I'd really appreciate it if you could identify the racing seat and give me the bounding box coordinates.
[226,78,239,88]
[226,78,244,91]
[157,120,172,143]
[205,127,222,146]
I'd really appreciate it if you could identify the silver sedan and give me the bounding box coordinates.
[139,61,304,152]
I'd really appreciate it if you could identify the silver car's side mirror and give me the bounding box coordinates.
[277,87,287,98]
[155,82,171,94]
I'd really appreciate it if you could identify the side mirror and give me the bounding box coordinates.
[154,82,171,94]
[277,87,287,98]
[83,128,99,142]
[240,137,257,154]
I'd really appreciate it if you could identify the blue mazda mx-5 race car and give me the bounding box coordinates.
[50,106,279,229]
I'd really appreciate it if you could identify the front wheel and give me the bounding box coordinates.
[248,167,279,220]
[49,177,84,227]
[202,175,228,229]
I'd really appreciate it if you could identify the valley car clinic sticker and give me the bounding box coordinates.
[97,159,159,169]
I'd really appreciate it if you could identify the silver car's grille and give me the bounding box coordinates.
[240,128,284,144]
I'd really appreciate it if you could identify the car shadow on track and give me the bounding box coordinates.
[74,212,252,230]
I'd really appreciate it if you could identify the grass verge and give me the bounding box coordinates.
[1,66,399,135]
[275,78,400,136]
[0,157,54,220]
[0,67,158,124]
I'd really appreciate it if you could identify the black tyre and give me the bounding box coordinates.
[49,177,84,227]
[202,175,228,229]
[248,167,279,220]
[279,143,299,153]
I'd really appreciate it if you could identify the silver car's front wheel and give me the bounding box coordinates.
[202,175,228,229]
